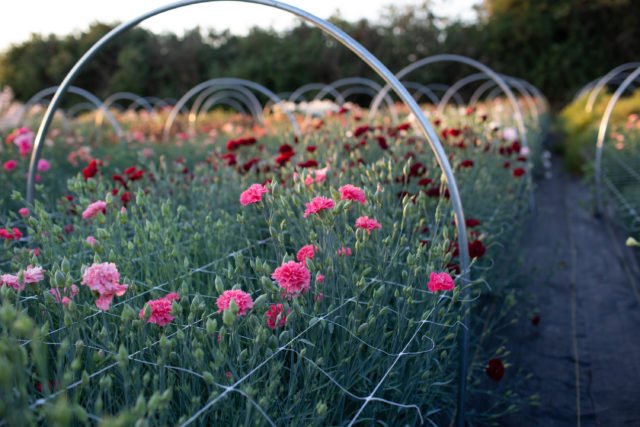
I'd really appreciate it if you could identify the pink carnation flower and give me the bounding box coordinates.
[3,160,17,172]
[271,261,310,296]
[50,285,78,307]
[316,274,325,284]
[303,196,334,218]
[240,184,268,206]
[355,216,382,234]
[339,184,366,204]
[216,289,253,316]
[139,293,180,326]
[37,159,51,172]
[81,262,128,310]
[266,303,289,329]
[296,244,316,263]
[24,265,45,284]
[1,274,21,291]
[86,236,97,245]
[18,208,29,217]
[427,272,455,292]
[82,201,107,219]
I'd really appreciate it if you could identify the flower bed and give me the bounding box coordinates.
[0,101,537,424]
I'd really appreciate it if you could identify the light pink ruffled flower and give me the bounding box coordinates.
[216,289,253,316]
[303,196,334,218]
[271,261,310,296]
[82,201,107,219]
[296,244,316,263]
[139,293,180,326]
[24,265,45,284]
[18,208,29,217]
[86,236,97,245]
[1,274,21,291]
[339,184,366,204]
[355,216,382,234]
[427,272,455,292]
[81,262,128,310]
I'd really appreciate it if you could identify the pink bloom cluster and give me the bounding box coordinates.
[355,216,382,234]
[240,184,268,206]
[1,265,45,292]
[13,128,34,157]
[337,247,352,256]
[3,160,17,172]
[339,184,366,204]
[50,285,78,307]
[82,201,107,219]
[427,272,455,292]
[271,261,310,296]
[139,293,180,326]
[304,196,334,218]
[296,244,316,263]
[216,289,253,316]
[81,262,128,310]
[298,167,329,186]
[37,159,51,172]
[266,303,289,329]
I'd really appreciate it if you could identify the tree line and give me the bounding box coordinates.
[1,0,638,108]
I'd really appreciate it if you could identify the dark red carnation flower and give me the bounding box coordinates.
[112,174,127,187]
[417,178,433,186]
[434,119,441,126]
[517,156,527,162]
[513,168,525,177]
[242,157,260,172]
[511,140,521,153]
[503,161,511,169]
[279,144,293,153]
[221,153,237,166]
[226,139,239,151]
[448,128,461,137]
[306,146,316,152]
[276,151,295,166]
[396,122,411,131]
[376,135,389,150]
[124,166,137,175]
[121,191,132,204]
[297,159,318,169]
[446,263,460,275]
[469,239,486,258]
[64,224,74,234]
[460,160,474,168]
[354,125,370,137]
[486,358,504,381]
[465,218,481,228]
[409,162,426,177]
[532,315,541,326]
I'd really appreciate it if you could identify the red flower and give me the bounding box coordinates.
[306,146,316,152]
[221,153,237,166]
[396,122,411,131]
[376,135,388,150]
[121,191,132,204]
[279,144,294,153]
[276,151,295,166]
[266,304,288,329]
[532,315,541,326]
[242,157,260,172]
[465,218,481,228]
[460,160,474,168]
[354,125,370,137]
[513,168,525,177]
[486,358,504,381]
[297,159,318,169]
[83,159,99,180]
[511,140,521,153]
[468,240,486,258]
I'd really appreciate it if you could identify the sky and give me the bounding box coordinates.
[0,0,479,52]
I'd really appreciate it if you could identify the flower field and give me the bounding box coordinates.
[0,91,545,425]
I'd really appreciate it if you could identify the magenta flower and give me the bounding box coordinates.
[82,201,107,219]
[272,261,311,296]
[216,289,253,316]
[86,236,97,246]
[355,216,382,234]
[240,184,268,206]
[37,159,51,172]
[266,303,288,329]
[81,262,128,310]
[296,244,316,263]
[339,184,366,204]
[3,160,17,172]
[140,293,180,326]
[427,272,455,292]
[316,274,325,284]
[303,196,334,218]
[336,247,352,256]
[18,208,29,217]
